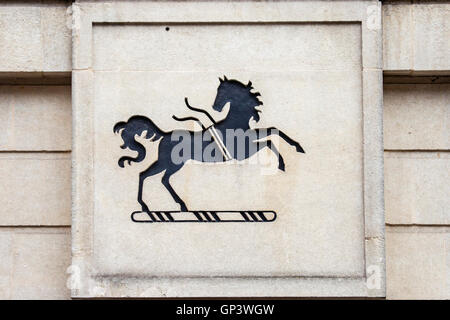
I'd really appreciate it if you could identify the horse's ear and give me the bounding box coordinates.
[247,81,252,88]
[219,77,223,83]
[223,75,228,81]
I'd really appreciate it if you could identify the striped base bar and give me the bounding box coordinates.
[131,211,276,223]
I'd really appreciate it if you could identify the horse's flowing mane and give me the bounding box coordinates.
[219,76,263,106]
[246,81,263,106]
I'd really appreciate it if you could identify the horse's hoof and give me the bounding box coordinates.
[296,144,305,153]
[278,160,285,172]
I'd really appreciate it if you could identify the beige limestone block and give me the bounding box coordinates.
[413,3,450,72]
[363,69,384,239]
[0,228,71,300]
[0,85,71,151]
[0,153,71,226]
[0,5,42,72]
[71,70,94,258]
[383,3,413,72]
[384,152,450,225]
[384,84,450,150]
[0,2,71,72]
[383,2,450,73]
[0,232,12,299]
[386,226,450,300]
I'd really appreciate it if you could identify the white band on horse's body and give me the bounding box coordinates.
[208,126,232,161]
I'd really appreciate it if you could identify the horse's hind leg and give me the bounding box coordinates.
[161,168,188,212]
[137,161,166,212]
[256,140,285,171]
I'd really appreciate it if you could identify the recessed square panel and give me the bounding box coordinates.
[92,23,364,277]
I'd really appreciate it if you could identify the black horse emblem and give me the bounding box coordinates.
[114,77,305,223]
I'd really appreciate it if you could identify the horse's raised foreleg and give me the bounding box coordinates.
[161,168,188,212]
[256,140,285,171]
[255,127,305,153]
[137,161,166,212]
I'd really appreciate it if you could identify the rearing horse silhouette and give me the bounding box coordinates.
[114,77,305,212]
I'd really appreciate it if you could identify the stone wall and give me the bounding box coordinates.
[0,0,72,299]
[384,84,450,299]
[383,0,450,300]
[0,0,448,299]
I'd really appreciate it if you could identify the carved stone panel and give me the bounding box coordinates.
[71,0,384,297]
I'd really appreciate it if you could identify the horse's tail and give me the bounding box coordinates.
[113,115,165,168]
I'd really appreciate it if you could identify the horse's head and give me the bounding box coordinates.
[212,76,263,122]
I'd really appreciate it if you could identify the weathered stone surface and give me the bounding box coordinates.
[92,23,365,278]
[2,0,450,302]
[41,4,72,72]
[3,1,447,74]
[413,3,450,72]
[93,25,362,72]
[384,152,450,225]
[72,1,384,297]
[0,228,71,300]
[0,153,71,226]
[0,2,71,72]
[0,86,71,151]
[383,3,413,72]
[386,226,450,300]
[384,84,450,150]
[0,232,12,298]
[383,2,450,73]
